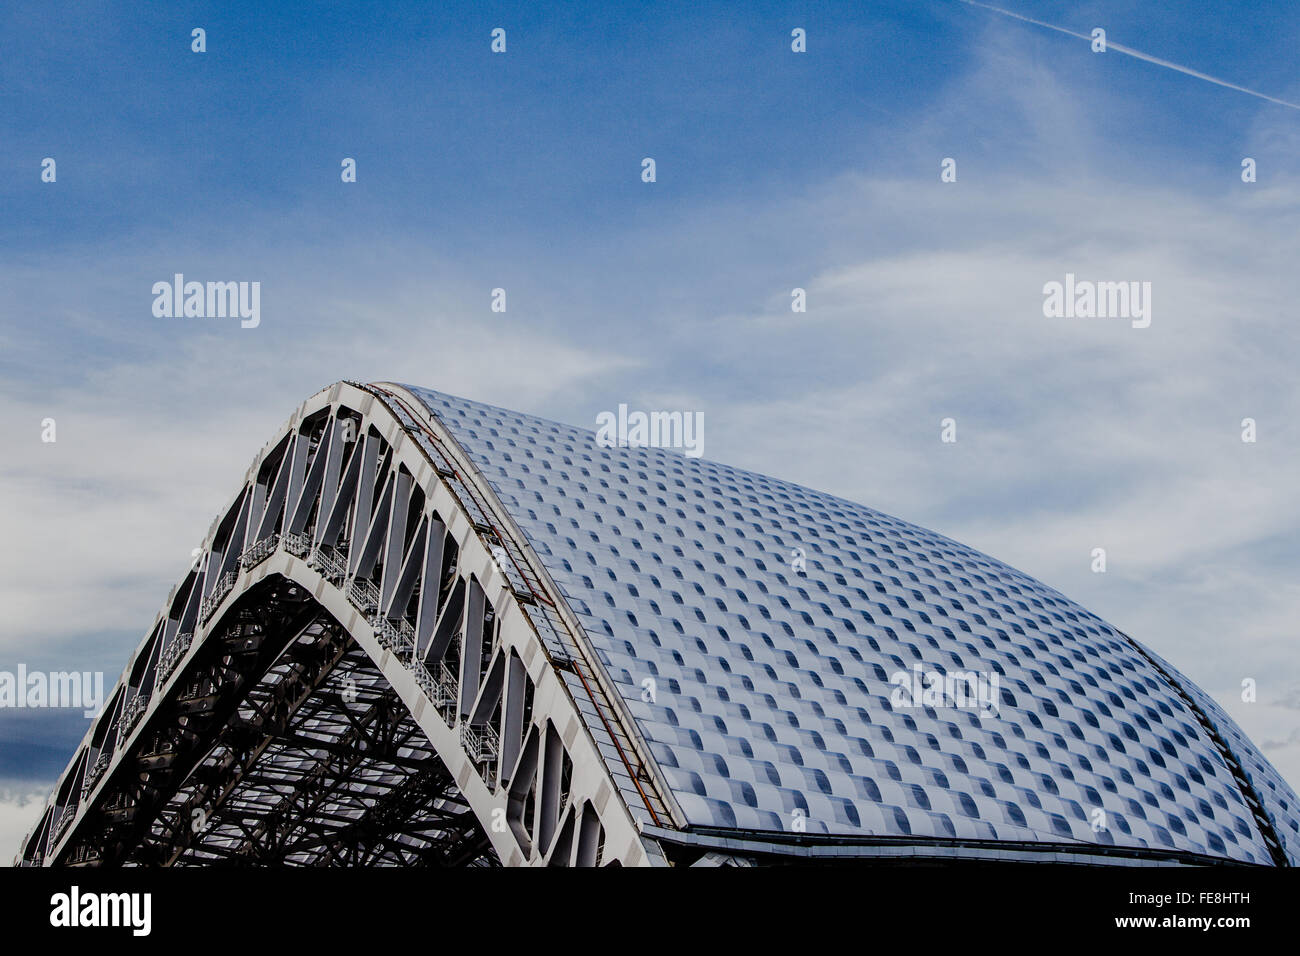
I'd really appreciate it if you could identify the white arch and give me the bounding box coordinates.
[21,382,678,867]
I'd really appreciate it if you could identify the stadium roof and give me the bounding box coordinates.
[406,384,1300,865]
[22,382,1299,867]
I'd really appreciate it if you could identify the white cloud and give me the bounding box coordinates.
[0,786,49,866]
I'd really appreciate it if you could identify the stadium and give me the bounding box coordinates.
[18,382,1299,867]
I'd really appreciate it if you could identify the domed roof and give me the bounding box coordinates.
[405,385,1299,865]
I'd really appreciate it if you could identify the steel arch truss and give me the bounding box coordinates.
[21,383,672,867]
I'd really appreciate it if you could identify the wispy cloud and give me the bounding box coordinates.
[956,0,1300,110]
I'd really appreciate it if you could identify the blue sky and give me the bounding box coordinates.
[2,0,1299,860]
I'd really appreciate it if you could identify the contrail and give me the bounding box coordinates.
[955,0,1300,111]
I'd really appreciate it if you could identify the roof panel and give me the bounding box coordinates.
[405,384,1300,864]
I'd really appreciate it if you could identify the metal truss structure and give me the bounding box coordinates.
[21,382,674,867]
[20,381,1300,868]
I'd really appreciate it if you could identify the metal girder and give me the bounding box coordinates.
[22,383,672,867]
